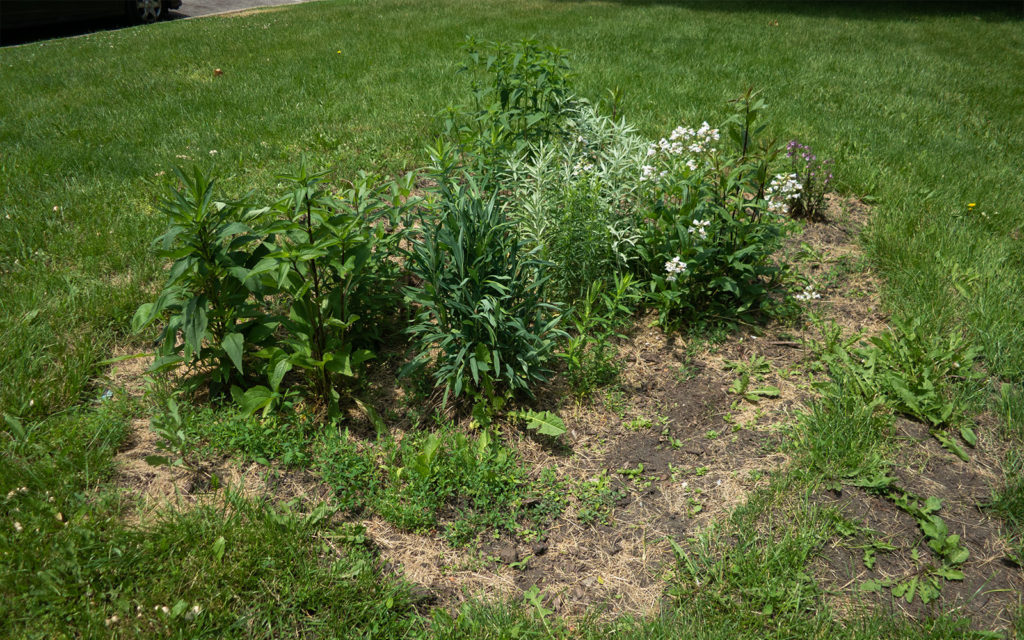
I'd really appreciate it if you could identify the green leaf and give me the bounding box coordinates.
[413,434,441,478]
[948,547,969,565]
[520,410,566,437]
[145,455,170,467]
[131,302,156,333]
[863,548,876,569]
[171,600,189,618]
[221,333,244,374]
[182,297,209,356]
[933,430,970,461]
[234,385,275,417]
[859,579,884,593]
[268,357,292,392]
[353,397,386,438]
[960,425,977,447]
[212,536,226,563]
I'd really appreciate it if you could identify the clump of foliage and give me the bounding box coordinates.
[131,167,272,396]
[444,37,578,173]
[402,171,565,409]
[784,139,834,219]
[134,165,414,416]
[818,316,982,460]
[501,105,648,303]
[638,90,792,328]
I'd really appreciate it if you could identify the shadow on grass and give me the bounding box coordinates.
[551,0,1022,22]
[0,11,186,47]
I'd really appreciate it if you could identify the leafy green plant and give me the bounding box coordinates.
[144,398,195,471]
[373,423,534,544]
[132,167,272,395]
[315,427,380,513]
[725,354,780,403]
[562,273,640,398]
[638,91,791,327]
[575,470,623,526]
[445,37,578,172]
[501,106,648,302]
[841,458,969,604]
[135,164,409,416]
[819,316,982,460]
[145,398,221,488]
[403,176,565,407]
[784,140,833,220]
[182,405,311,467]
[243,163,380,415]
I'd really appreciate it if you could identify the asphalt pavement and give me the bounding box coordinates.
[1,0,318,46]
[172,0,316,19]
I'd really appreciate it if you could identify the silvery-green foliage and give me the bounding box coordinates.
[500,104,647,303]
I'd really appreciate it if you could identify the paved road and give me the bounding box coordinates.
[1,0,318,46]
[172,0,316,19]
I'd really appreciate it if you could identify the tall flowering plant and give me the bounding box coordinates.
[636,92,791,327]
[784,140,833,219]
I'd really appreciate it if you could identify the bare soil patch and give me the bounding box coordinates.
[358,196,893,618]
[813,415,1023,630]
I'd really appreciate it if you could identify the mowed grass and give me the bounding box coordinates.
[1,1,1023,637]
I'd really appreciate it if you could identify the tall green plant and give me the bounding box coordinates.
[240,164,390,415]
[403,175,565,407]
[134,164,410,416]
[638,92,790,327]
[444,38,578,173]
[131,167,272,394]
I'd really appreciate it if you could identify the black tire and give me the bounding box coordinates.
[131,0,164,24]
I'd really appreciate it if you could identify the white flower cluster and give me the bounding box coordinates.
[640,164,667,182]
[641,121,720,183]
[687,219,711,240]
[765,173,802,214]
[665,256,687,282]
[794,285,821,301]
[571,158,595,177]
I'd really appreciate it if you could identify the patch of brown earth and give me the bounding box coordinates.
[355,195,880,618]
[813,415,1022,630]
[106,349,329,523]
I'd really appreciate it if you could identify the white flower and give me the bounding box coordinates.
[665,256,688,282]
[765,173,802,214]
[687,219,711,240]
[209,149,218,156]
[794,285,821,301]
[13,521,23,532]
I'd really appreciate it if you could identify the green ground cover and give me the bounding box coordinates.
[2,1,1023,638]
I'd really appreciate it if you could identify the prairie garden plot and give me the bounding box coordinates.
[107,195,1021,630]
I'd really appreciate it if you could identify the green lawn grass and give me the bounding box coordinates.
[2,1,1023,637]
